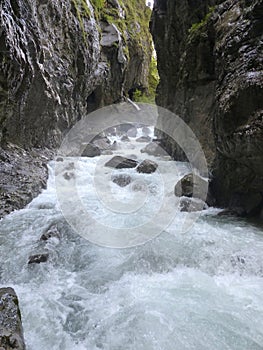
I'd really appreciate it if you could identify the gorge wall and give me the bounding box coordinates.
[0,0,152,217]
[151,0,263,216]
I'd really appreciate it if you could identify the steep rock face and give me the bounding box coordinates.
[0,0,152,217]
[0,287,25,349]
[0,0,152,148]
[151,0,263,215]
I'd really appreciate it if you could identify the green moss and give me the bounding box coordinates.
[188,6,215,35]
[90,0,105,9]
[133,55,159,104]
[71,0,92,41]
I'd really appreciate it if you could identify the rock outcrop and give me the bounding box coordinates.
[151,0,263,216]
[0,0,152,217]
[0,287,26,349]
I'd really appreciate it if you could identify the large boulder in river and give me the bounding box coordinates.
[93,137,111,152]
[179,197,207,212]
[141,142,168,157]
[117,123,136,134]
[82,144,101,157]
[105,156,138,169]
[174,174,208,201]
[127,126,137,137]
[0,287,26,350]
[28,253,49,265]
[136,160,158,174]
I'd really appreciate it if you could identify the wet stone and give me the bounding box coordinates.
[28,253,49,265]
[136,159,158,174]
[0,287,26,350]
[112,174,132,187]
[105,156,138,169]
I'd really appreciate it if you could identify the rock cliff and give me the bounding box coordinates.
[0,287,25,349]
[0,0,152,217]
[151,0,263,216]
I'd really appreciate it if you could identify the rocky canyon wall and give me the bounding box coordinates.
[151,0,263,216]
[0,0,152,217]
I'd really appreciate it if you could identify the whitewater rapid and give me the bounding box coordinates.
[0,129,263,350]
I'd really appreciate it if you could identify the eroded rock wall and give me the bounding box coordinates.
[151,0,263,215]
[0,0,152,217]
[0,287,25,350]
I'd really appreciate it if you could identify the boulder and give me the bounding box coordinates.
[127,127,137,137]
[28,253,49,265]
[118,123,136,133]
[174,174,208,200]
[136,136,151,143]
[141,142,167,157]
[120,135,130,142]
[105,156,138,169]
[136,160,158,174]
[105,126,117,136]
[102,150,113,155]
[142,126,151,135]
[179,197,207,212]
[82,144,101,157]
[40,225,61,241]
[93,137,111,151]
[112,174,132,187]
[0,287,26,350]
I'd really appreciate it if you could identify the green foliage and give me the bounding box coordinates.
[133,55,160,104]
[71,0,92,41]
[90,0,105,10]
[188,6,215,35]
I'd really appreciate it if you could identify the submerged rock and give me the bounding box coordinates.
[110,141,118,151]
[127,127,137,137]
[28,253,49,265]
[63,172,75,180]
[40,225,61,242]
[136,160,158,174]
[0,287,26,350]
[136,136,151,143]
[105,156,138,169]
[142,126,151,135]
[112,174,132,187]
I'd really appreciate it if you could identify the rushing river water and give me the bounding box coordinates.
[0,128,263,350]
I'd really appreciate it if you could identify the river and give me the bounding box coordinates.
[0,127,263,350]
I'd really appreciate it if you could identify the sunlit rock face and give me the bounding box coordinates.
[151,0,263,215]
